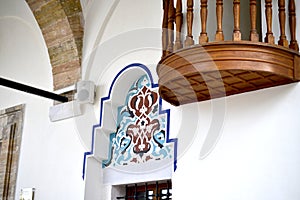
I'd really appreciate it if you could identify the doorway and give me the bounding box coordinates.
[0,105,24,200]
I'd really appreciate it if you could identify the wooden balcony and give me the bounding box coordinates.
[157,0,300,106]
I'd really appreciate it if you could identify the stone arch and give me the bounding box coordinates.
[25,0,83,90]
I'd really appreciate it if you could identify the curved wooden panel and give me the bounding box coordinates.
[157,42,300,106]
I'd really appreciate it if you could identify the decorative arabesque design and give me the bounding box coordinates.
[103,75,172,167]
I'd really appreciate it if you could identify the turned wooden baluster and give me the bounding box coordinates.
[249,0,259,41]
[174,0,183,50]
[233,0,241,41]
[289,0,299,51]
[278,0,289,47]
[199,0,209,44]
[215,0,224,41]
[264,0,275,44]
[167,0,175,55]
[185,0,194,46]
[162,0,169,58]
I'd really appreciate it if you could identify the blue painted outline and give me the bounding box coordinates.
[82,63,178,179]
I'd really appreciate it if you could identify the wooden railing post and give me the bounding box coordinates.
[185,0,194,46]
[289,0,299,51]
[215,0,224,41]
[174,0,183,50]
[162,0,169,58]
[278,0,289,47]
[264,0,275,44]
[167,0,175,55]
[233,0,241,41]
[249,0,259,41]
[199,0,209,44]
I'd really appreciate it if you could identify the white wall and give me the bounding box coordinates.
[82,0,300,200]
[173,84,300,200]
[0,1,85,199]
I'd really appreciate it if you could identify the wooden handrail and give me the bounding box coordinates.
[161,0,299,58]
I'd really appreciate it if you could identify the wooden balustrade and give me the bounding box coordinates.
[199,0,208,44]
[278,0,288,47]
[174,0,183,50]
[250,0,259,41]
[215,0,224,41]
[161,0,169,58]
[166,0,175,55]
[161,0,299,57]
[159,0,300,106]
[185,0,194,46]
[233,0,241,41]
[289,0,299,51]
[264,0,275,44]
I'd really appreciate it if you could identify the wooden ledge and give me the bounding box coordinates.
[157,41,300,106]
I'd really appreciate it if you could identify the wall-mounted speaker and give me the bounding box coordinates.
[75,80,95,104]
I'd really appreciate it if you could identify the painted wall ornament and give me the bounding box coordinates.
[103,75,172,167]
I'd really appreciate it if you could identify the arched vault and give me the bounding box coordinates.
[26,0,83,90]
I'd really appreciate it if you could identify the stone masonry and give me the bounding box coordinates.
[25,0,84,90]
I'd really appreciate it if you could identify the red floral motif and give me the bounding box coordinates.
[127,119,160,154]
[127,86,159,154]
[129,86,158,127]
